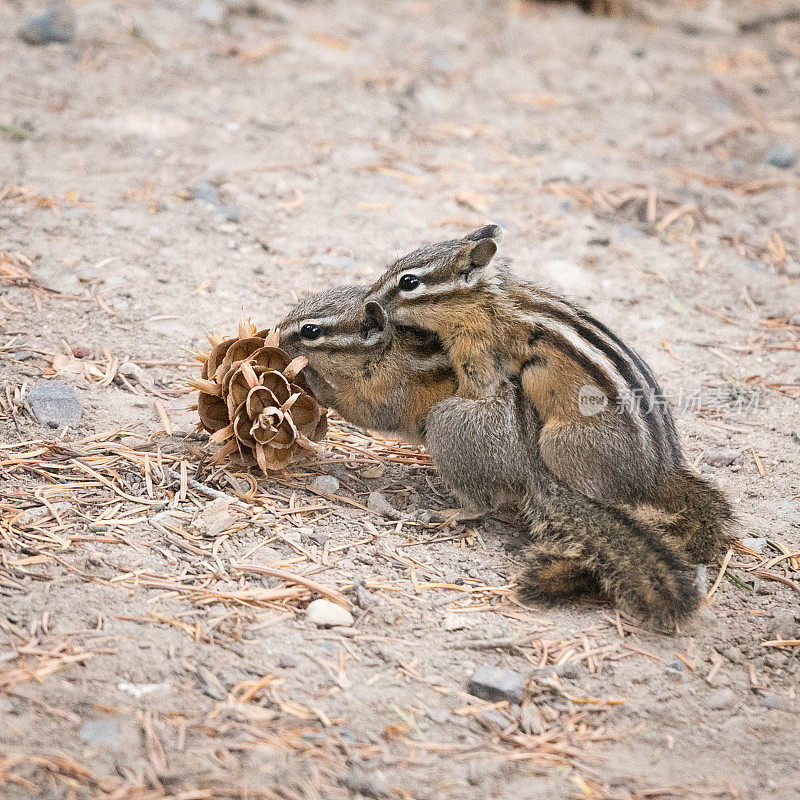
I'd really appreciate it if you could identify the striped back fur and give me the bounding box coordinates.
[366,227,683,473]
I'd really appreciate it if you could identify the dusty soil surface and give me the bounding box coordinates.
[2,0,800,798]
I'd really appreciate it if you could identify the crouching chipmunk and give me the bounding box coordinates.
[279,233,732,629]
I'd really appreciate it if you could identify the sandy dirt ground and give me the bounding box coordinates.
[1,0,800,798]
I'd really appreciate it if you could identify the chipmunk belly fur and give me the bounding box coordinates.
[367,226,733,627]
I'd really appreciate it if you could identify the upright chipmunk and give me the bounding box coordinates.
[364,226,732,626]
[279,285,456,442]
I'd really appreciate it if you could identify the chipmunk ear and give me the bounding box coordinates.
[464,224,503,243]
[469,238,497,267]
[362,300,390,341]
[454,237,497,276]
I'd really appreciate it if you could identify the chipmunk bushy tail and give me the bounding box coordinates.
[518,477,699,629]
[645,467,734,563]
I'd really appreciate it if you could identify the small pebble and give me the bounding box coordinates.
[306,599,354,628]
[278,655,298,669]
[359,463,386,479]
[18,5,75,45]
[442,613,472,632]
[703,447,741,468]
[340,768,390,798]
[215,204,240,224]
[315,254,357,270]
[740,537,767,554]
[696,604,717,623]
[766,143,798,170]
[191,498,238,538]
[189,180,221,205]
[311,475,340,494]
[28,381,83,428]
[17,501,71,526]
[760,695,790,711]
[467,665,525,704]
[367,491,401,519]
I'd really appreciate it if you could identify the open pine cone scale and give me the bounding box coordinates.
[191,322,328,473]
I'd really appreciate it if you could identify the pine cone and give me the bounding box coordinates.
[191,321,327,473]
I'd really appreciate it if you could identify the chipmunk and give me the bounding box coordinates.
[278,285,456,443]
[364,226,733,627]
[280,283,697,627]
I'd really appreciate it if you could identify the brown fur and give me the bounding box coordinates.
[366,228,733,625]
[279,286,456,443]
[425,383,698,628]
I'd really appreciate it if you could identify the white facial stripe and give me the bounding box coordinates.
[404,262,443,280]
[398,280,460,300]
[310,333,363,349]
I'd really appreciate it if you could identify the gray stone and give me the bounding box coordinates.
[18,6,75,45]
[443,613,474,632]
[143,317,193,337]
[191,498,239,538]
[706,688,736,710]
[278,655,298,669]
[190,180,221,205]
[17,501,71,526]
[696,604,717,623]
[766,610,799,640]
[679,9,737,35]
[703,447,742,467]
[741,537,767,554]
[311,475,340,495]
[194,0,226,25]
[665,661,686,682]
[306,599,354,628]
[766,143,798,170]
[529,663,579,680]
[79,718,119,746]
[302,529,328,547]
[28,381,82,428]
[760,695,790,711]
[367,491,401,519]
[478,707,508,728]
[614,224,648,240]
[467,665,525,704]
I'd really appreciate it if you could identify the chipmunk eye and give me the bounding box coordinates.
[300,324,322,340]
[399,274,420,291]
